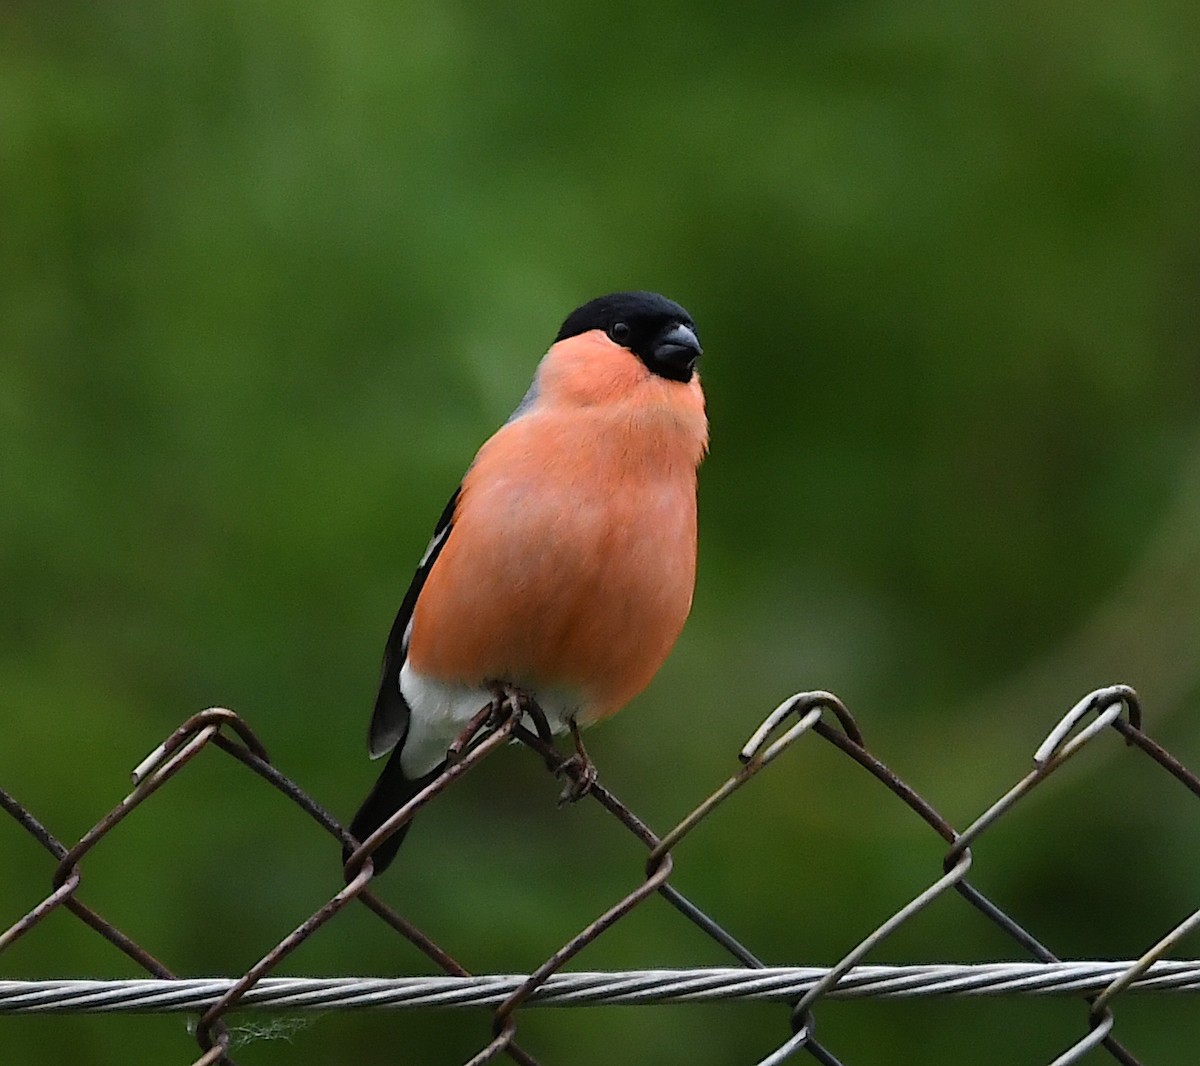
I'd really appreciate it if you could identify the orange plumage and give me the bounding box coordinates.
[408,329,707,720]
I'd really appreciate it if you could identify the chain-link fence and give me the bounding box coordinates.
[3,685,1198,1065]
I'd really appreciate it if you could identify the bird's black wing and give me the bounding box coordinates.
[367,487,461,757]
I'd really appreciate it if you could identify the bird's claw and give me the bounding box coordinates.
[555,752,598,806]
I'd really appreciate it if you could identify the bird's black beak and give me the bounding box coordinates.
[650,323,703,382]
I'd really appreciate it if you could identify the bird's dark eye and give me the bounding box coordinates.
[608,321,631,344]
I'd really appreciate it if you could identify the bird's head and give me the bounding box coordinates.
[555,291,702,384]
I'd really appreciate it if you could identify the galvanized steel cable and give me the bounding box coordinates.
[4,961,1200,1014]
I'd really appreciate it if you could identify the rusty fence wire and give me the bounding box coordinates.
[2,684,1200,1064]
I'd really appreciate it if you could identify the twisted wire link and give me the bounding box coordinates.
[946,686,1139,1066]
[744,685,1198,1066]
[482,692,861,1066]
[0,710,279,1066]
[4,684,1200,1066]
[1,707,546,1066]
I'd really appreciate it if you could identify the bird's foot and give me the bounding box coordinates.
[555,753,598,806]
[484,680,553,742]
[556,719,598,806]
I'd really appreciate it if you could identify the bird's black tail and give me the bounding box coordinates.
[345,751,445,877]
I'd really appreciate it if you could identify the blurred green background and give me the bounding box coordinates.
[3,2,1200,1063]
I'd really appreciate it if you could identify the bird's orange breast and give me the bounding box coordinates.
[407,341,706,721]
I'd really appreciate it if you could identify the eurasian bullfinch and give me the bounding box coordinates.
[347,291,707,874]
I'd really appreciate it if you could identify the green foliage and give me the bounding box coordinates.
[3,2,1199,1062]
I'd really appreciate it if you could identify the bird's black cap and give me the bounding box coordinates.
[555,291,702,383]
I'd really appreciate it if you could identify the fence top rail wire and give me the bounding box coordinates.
[4,962,1200,1015]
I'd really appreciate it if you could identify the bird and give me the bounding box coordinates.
[346,291,707,875]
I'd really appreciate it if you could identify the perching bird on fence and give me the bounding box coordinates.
[347,291,707,874]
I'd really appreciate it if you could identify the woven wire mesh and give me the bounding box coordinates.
[2,685,1199,1064]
